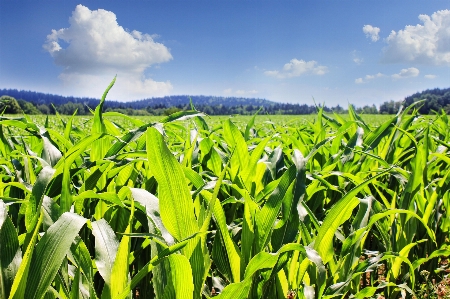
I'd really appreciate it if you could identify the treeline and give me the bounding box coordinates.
[1,87,449,115]
[0,95,379,116]
[0,89,275,109]
[404,87,450,114]
[379,87,450,114]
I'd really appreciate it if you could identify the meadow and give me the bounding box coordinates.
[0,80,449,299]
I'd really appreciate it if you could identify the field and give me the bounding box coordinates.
[26,114,394,130]
[0,83,449,299]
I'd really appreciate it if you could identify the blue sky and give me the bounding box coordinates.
[0,1,449,106]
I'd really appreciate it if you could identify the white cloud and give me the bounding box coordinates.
[363,25,380,42]
[264,59,328,79]
[391,67,420,79]
[351,50,363,65]
[223,88,258,96]
[236,89,258,95]
[353,57,364,65]
[43,5,173,101]
[382,10,450,65]
[366,73,385,80]
[355,72,385,84]
[424,74,437,79]
[357,68,421,83]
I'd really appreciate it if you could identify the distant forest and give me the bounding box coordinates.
[0,87,449,115]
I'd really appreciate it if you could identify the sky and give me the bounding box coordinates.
[0,0,449,107]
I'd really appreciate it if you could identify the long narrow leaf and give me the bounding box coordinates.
[25,212,87,299]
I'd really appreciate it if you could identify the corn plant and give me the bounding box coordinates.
[0,78,449,299]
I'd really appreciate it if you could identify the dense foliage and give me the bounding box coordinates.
[379,88,450,115]
[0,96,22,114]
[404,87,450,114]
[0,80,449,298]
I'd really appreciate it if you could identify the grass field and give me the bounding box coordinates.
[0,82,449,299]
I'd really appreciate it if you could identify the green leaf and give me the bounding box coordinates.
[115,234,197,299]
[69,266,80,299]
[314,167,392,264]
[91,77,115,162]
[256,165,297,252]
[217,243,306,299]
[25,212,87,299]
[64,109,78,143]
[91,219,119,296]
[147,128,209,298]
[26,166,55,233]
[160,110,205,124]
[364,115,397,150]
[167,254,194,299]
[240,136,271,191]
[73,191,124,208]
[40,131,62,167]
[103,112,145,127]
[146,128,198,257]
[130,188,174,244]
[412,247,450,270]
[110,198,134,297]
[223,119,250,178]
[69,239,96,299]
[212,196,242,283]
[241,198,258,275]
[9,211,44,299]
[0,201,22,299]
[60,156,73,214]
[391,239,427,279]
[352,282,398,299]
[244,107,262,141]
[104,122,155,158]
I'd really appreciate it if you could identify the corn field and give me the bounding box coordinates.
[0,79,449,299]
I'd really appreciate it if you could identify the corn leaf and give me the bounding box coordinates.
[146,127,198,256]
[25,212,87,299]
[0,201,22,299]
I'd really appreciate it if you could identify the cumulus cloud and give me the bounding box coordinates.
[391,67,420,79]
[363,25,380,42]
[382,10,450,65]
[355,72,385,84]
[43,5,173,100]
[356,68,421,83]
[424,74,437,79]
[264,59,328,79]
